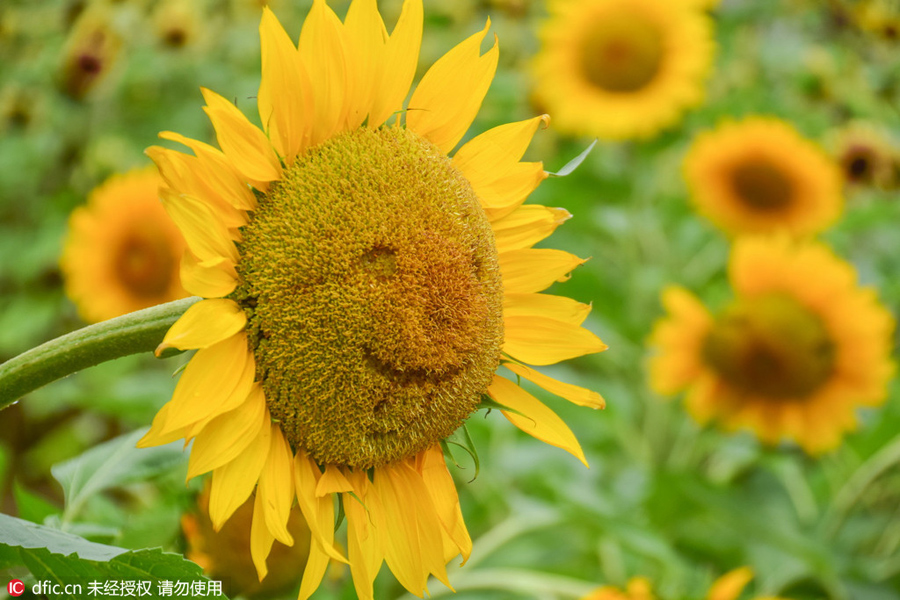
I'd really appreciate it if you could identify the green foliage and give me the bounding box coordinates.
[51,429,186,524]
[0,514,228,599]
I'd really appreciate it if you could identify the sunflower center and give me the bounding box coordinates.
[842,147,875,182]
[702,293,835,399]
[730,158,795,210]
[114,226,177,298]
[235,126,504,469]
[578,10,664,93]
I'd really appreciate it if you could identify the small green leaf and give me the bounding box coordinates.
[51,429,187,521]
[13,481,60,524]
[442,425,480,482]
[546,140,597,177]
[478,394,527,418]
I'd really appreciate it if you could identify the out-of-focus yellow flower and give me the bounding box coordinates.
[582,577,654,600]
[684,118,843,236]
[829,122,898,189]
[183,483,311,599]
[532,0,714,140]
[138,2,607,599]
[853,0,900,41]
[61,167,188,323]
[581,567,792,600]
[650,237,895,454]
[152,0,203,50]
[58,7,122,99]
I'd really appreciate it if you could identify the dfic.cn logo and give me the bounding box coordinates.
[7,579,25,596]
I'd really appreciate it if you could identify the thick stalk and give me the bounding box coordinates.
[0,297,200,408]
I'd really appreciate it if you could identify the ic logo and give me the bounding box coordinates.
[7,579,25,596]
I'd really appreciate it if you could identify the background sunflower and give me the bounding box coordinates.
[532,0,714,140]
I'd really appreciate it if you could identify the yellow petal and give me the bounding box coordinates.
[490,205,571,253]
[344,471,385,600]
[503,292,591,326]
[453,115,548,186]
[250,490,275,581]
[293,451,350,564]
[299,0,349,146]
[315,464,354,497]
[257,426,295,546]
[186,384,266,480]
[179,252,238,299]
[499,248,586,294]
[343,0,387,129]
[156,298,246,355]
[407,19,498,153]
[376,461,452,595]
[258,7,312,163]
[159,131,257,211]
[208,418,272,530]
[503,315,607,366]
[479,163,547,222]
[373,464,428,595]
[707,567,754,600]
[488,375,588,466]
[159,187,238,265]
[368,0,422,127]
[297,540,331,600]
[145,146,247,231]
[418,445,471,564]
[137,403,187,448]
[162,332,255,433]
[200,87,282,183]
[503,362,605,409]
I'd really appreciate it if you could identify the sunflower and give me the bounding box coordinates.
[139,2,607,598]
[182,482,311,599]
[59,6,122,99]
[532,0,714,140]
[152,0,203,50]
[829,122,898,189]
[581,567,789,600]
[854,0,900,41]
[61,166,188,323]
[684,118,844,236]
[649,236,894,454]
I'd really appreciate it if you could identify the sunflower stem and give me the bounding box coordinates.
[0,297,200,409]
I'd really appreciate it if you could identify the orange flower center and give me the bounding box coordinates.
[234,126,504,469]
[730,157,795,211]
[702,293,835,399]
[841,146,876,183]
[113,226,178,298]
[578,10,664,93]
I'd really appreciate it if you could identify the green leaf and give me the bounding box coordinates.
[0,513,126,561]
[0,514,228,599]
[441,425,480,482]
[51,429,187,521]
[477,394,527,418]
[546,140,597,177]
[13,481,60,524]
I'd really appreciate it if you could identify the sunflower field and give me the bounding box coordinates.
[2,0,900,599]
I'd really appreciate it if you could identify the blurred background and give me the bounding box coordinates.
[1,0,900,598]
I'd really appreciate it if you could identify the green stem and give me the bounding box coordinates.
[0,297,200,409]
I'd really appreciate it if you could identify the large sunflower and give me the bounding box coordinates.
[532,0,714,140]
[140,1,606,598]
[649,236,894,454]
[61,166,188,323]
[684,118,844,236]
